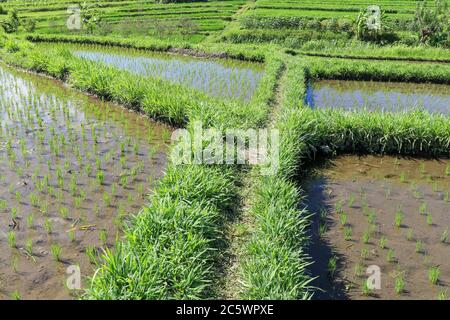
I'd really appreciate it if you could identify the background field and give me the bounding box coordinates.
[2,0,450,45]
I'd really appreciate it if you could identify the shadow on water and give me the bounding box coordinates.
[299,161,349,300]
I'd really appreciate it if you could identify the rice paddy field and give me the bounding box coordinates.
[1,0,247,42]
[0,0,449,304]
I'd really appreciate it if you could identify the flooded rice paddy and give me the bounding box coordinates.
[303,155,450,300]
[305,80,450,115]
[0,64,171,299]
[66,44,265,101]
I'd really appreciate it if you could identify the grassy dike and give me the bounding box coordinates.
[0,37,285,299]
[305,56,450,84]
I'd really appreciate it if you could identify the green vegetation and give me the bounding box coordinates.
[306,56,450,84]
[2,0,247,42]
[0,0,448,302]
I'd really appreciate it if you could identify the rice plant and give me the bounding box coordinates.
[354,262,364,278]
[419,202,428,215]
[361,280,373,297]
[339,212,347,226]
[362,230,370,244]
[327,256,337,278]
[360,248,369,260]
[11,290,21,300]
[86,246,98,265]
[394,274,405,295]
[343,226,352,241]
[27,214,34,228]
[386,249,395,263]
[25,238,33,255]
[406,228,414,241]
[438,288,448,300]
[426,214,433,226]
[7,231,16,248]
[44,219,53,234]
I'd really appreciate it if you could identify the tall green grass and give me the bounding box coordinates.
[297,108,450,158]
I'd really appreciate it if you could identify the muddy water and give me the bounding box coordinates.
[62,44,265,101]
[0,64,171,300]
[303,155,450,300]
[305,80,450,115]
